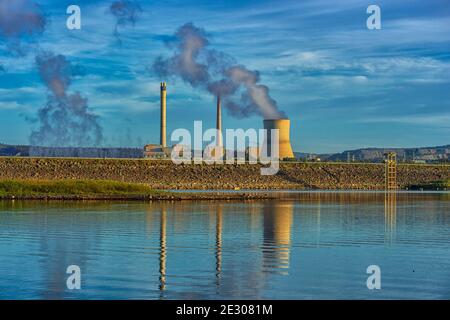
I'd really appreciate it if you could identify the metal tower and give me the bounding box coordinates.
[385,152,397,190]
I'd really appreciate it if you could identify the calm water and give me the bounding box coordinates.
[0,192,449,299]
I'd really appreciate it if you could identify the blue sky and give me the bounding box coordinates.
[0,0,449,153]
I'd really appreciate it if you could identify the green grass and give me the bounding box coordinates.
[0,179,164,197]
[409,179,450,190]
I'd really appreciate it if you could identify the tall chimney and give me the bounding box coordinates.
[216,95,222,147]
[160,82,167,148]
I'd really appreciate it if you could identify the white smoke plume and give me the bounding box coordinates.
[109,0,142,43]
[30,52,103,147]
[0,2,103,147]
[153,23,286,119]
[0,0,46,55]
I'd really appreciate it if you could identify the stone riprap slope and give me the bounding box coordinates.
[0,157,448,190]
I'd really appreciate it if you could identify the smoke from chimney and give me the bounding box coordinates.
[0,0,47,55]
[30,52,103,147]
[109,0,142,43]
[153,23,286,120]
[0,2,104,148]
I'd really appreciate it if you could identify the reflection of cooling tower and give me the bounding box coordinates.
[160,82,167,148]
[263,119,294,159]
[263,201,293,271]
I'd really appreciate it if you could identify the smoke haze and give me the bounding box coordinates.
[110,0,142,43]
[153,23,286,119]
[0,0,46,54]
[0,2,104,147]
[30,52,103,147]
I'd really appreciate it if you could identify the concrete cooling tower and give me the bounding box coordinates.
[263,119,294,159]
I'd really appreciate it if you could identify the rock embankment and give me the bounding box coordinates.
[0,158,448,190]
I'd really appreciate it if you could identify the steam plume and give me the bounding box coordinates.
[109,0,142,43]
[0,0,46,54]
[153,23,285,119]
[0,2,103,148]
[30,52,103,147]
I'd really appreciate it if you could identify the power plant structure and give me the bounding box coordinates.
[144,82,171,158]
[211,94,225,159]
[263,119,295,159]
[144,83,296,160]
[160,82,167,148]
[216,95,222,148]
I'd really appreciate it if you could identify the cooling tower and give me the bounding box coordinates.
[160,82,167,147]
[263,119,294,159]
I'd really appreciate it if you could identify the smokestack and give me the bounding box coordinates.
[216,95,222,147]
[263,119,294,159]
[160,82,167,148]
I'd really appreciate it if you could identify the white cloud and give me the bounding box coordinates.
[0,101,22,110]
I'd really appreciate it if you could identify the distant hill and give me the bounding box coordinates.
[296,145,450,163]
[0,144,143,158]
[324,145,449,162]
[0,143,29,157]
[1,143,449,162]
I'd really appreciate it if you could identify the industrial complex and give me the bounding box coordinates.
[144,82,296,160]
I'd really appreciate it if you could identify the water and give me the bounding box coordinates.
[0,192,449,299]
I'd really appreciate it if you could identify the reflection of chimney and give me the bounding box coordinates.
[263,119,294,159]
[159,205,167,293]
[215,204,223,288]
[160,82,167,148]
[216,95,222,147]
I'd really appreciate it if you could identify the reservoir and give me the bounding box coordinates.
[0,191,449,299]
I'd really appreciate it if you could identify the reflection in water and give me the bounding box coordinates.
[384,192,397,243]
[0,192,449,300]
[316,197,321,246]
[159,204,167,294]
[215,204,223,289]
[263,201,293,274]
[36,207,98,299]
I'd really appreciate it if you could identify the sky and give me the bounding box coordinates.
[0,0,449,153]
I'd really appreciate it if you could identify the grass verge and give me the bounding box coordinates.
[408,179,450,190]
[0,179,165,198]
[0,179,278,200]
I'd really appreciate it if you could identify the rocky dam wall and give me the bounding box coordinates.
[0,157,448,190]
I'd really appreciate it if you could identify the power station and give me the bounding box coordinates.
[160,82,167,148]
[144,82,171,158]
[144,83,296,160]
[263,119,295,159]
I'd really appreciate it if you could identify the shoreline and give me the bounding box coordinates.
[0,192,279,201]
[1,189,449,202]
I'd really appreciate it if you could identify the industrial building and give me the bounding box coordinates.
[144,82,296,160]
[263,119,295,159]
[144,82,171,158]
